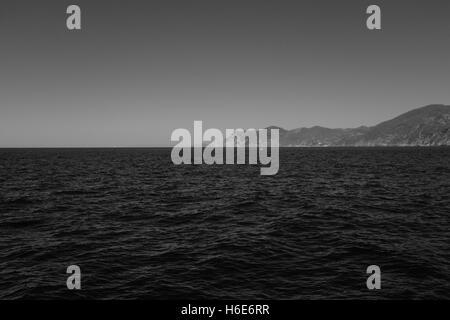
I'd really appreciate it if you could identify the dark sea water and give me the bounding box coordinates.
[0,148,449,299]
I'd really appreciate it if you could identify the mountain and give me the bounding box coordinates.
[273,105,450,146]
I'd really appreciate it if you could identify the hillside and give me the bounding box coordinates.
[274,105,450,146]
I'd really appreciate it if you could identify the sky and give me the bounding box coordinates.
[1,0,450,147]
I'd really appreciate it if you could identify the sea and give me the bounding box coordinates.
[0,147,449,299]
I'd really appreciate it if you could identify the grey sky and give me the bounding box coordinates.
[1,0,449,147]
